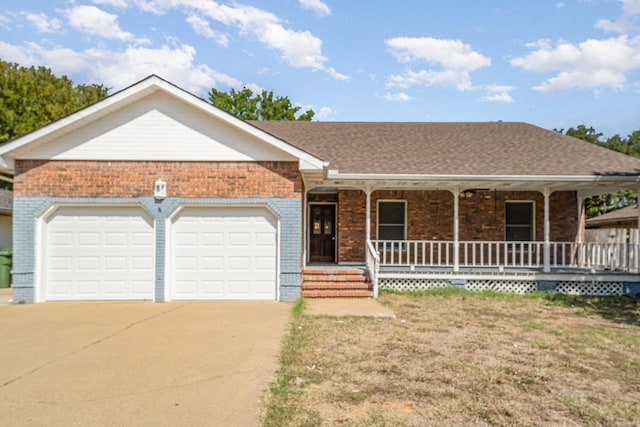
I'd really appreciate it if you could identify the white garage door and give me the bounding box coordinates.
[44,206,155,301]
[171,207,277,300]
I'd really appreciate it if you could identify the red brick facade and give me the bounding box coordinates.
[333,189,578,263]
[14,160,302,198]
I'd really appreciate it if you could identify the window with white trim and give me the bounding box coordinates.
[505,201,534,241]
[377,201,406,240]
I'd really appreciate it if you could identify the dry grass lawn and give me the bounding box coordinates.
[262,291,640,426]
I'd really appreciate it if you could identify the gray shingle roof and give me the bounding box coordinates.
[250,121,640,176]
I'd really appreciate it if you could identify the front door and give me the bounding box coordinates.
[309,204,336,263]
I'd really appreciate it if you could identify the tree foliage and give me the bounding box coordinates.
[556,125,639,218]
[0,60,109,143]
[208,87,314,121]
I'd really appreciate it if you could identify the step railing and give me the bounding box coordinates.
[371,240,640,273]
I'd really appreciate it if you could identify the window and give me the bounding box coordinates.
[378,201,406,240]
[505,201,534,241]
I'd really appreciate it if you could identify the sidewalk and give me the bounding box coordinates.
[304,298,395,318]
[0,288,11,306]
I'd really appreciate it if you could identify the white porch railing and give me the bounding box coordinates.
[366,239,380,297]
[371,240,640,273]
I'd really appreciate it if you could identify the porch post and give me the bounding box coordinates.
[452,188,460,272]
[577,195,585,244]
[365,187,372,242]
[543,188,551,273]
[637,187,640,232]
[302,187,308,268]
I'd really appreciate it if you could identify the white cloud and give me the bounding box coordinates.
[92,0,129,8]
[386,37,490,71]
[0,15,10,31]
[387,69,474,91]
[623,0,640,16]
[127,0,346,79]
[511,36,640,94]
[298,0,331,17]
[243,82,263,93]
[315,106,336,120]
[382,92,412,102]
[186,15,228,46]
[0,40,240,94]
[24,12,62,33]
[480,85,515,103]
[595,0,640,34]
[64,5,133,41]
[385,37,490,91]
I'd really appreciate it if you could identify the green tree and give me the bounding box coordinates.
[0,60,109,143]
[208,87,314,121]
[556,125,639,217]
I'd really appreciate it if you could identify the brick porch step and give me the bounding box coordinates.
[302,282,372,290]
[301,290,373,298]
[302,274,369,282]
[301,268,373,298]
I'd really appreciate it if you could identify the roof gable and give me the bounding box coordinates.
[0,75,325,171]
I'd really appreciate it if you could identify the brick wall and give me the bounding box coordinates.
[14,160,302,198]
[336,189,578,263]
[337,190,366,262]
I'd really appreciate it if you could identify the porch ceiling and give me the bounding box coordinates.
[304,174,640,194]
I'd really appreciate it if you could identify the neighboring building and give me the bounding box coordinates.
[0,188,12,249]
[1,75,639,303]
[586,205,638,229]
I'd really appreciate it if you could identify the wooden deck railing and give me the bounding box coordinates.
[371,240,640,273]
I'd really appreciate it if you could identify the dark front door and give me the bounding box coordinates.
[309,204,336,263]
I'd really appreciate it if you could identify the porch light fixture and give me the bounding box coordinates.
[154,179,167,200]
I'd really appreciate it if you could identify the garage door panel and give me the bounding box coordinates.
[202,256,223,270]
[202,280,223,295]
[44,206,154,301]
[171,207,277,300]
[105,232,128,247]
[77,281,99,294]
[78,256,100,271]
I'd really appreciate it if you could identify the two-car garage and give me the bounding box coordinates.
[41,205,278,302]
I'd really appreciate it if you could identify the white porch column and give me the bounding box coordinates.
[452,188,460,272]
[365,187,372,243]
[637,187,640,231]
[577,195,585,244]
[302,187,308,268]
[543,188,551,273]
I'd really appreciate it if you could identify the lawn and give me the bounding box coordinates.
[261,290,640,426]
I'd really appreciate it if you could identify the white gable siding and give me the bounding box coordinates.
[18,92,296,162]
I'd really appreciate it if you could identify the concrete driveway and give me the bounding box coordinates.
[0,300,290,426]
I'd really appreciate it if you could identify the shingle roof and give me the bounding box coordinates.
[250,121,640,176]
[586,204,638,225]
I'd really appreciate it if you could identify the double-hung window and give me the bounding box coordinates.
[377,201,406,241]
[505,201,534,241]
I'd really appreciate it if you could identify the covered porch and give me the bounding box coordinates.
[304,174,640,298]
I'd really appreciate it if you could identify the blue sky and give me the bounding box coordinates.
[1,0,639,137]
